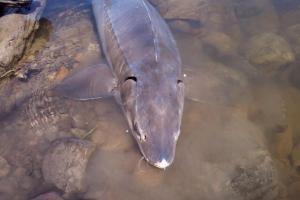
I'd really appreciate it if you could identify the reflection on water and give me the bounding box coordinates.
[1,0,300,199]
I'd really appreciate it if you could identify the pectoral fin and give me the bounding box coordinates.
[53,64,117,100]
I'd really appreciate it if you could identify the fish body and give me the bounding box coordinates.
[56,0,184,169]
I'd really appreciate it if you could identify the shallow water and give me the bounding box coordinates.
[1,0,300,199]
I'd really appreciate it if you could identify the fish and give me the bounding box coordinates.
[54,0,184,169]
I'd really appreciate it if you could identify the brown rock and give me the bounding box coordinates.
[168,19,203,35]
[42,138,96,196]
[54,66,70,82]
[232,0,279,36]
[149,0,239,36]
[245,33,295,71]
[202,32,237,57]
[149,0,208,21]
[230,151,280,200]
[0,0,47,68]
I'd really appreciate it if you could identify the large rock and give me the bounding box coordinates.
[201,31,237,57]
[179,103,281,200]
[42,138,95,196]
[149,0,240,38]
[232,0,280,36]
[0,0,47,69]
[230,151,280,200]
[149,0,208,21]
[245,33,295,71]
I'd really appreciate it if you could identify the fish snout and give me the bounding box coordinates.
[153,158,172,169]
[141,144,175,169]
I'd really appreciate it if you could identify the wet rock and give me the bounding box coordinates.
[53,66,70,83]
[201,32,237,57]
[291,143,300,171]
[149,0,239,36]
[180,103,280,199]
[0,0,47,69]
[230,151,280,200]
[31,192,64,200]
[168,19,203,35]
[149,0,209,21]
[42,138,96,196]
[0,156,10,178]
[245,33,295,71]
[286,24,300,56]
[232,0,279,36]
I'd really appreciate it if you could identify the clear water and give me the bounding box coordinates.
[1,0,300,199]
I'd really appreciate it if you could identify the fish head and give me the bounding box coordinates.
[120,73,184,169]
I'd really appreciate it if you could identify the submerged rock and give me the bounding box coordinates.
[0,156,10,178]
[0,0,47,69]
[149,0,208,21]
[232,0,279,36]
[201,31,237,57]
[42,138,95,196]
[230,151,280,200]
[245,33,295,71]
[149,0,239,37]
[168,19,203,35]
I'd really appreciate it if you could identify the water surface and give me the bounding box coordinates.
[1,0,300,199]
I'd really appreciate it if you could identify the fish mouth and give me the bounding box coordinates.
[153,159,171,169]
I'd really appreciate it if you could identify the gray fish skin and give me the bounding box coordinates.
[92,0,184,169]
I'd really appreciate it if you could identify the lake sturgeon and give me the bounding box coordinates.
[55,0,184,169]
